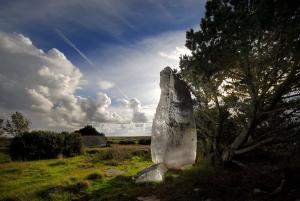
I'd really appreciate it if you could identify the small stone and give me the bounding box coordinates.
[135,163,167,183]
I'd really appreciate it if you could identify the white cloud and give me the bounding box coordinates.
[118,98,148,123]
[98,80,115,90]
[26,88,53,112]
[0,28,193,135]
[129,98,148,123]
[82,30,189,106]
[159,46,191,60]
[0,32,127,130]
[75,29,191,134]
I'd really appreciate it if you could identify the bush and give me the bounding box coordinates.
[10,131,83,160]
[118,140,135,145]
[63,132,83,156]
[137,138,151,145]
[86,173,102,180]
[75,125,104,136]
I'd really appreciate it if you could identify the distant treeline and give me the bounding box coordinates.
[10,131,83,160]
[107,136,151,145]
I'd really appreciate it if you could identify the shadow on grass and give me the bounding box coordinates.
[36,160,300,201]
[88,162,300,201]
[35,175,154,201]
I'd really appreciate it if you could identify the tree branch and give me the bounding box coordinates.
[234,137,274,155]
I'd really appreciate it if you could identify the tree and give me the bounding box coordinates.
[75,125,104,136]
[5,112,31,136]
[0,119,4,136]
[180,0,300,164]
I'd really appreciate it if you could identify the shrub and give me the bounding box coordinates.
[86,173,102,180]
[74,180,91,190]
[75,125,104,136]
[63,132,83,156]
[137,138,151,145]
[10,131,83,160]
[118,140,135,145]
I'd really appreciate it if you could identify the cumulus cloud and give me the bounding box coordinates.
[98,80,115,90]
[0,32,125,129]
[76,29,194,132]
[118,98,148,123]
[82,29,190,108]
[0,28,193,134]
[98,122,152,136]
[129,98,148,123]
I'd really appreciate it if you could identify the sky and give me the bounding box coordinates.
[0,0,206,136]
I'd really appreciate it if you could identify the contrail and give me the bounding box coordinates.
[55,29,95,67]
[55,28,128,100]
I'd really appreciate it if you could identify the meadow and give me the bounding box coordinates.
[0,143,152,201]
[1,137,299,201]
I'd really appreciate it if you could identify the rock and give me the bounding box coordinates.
[151,67,197,169]
[135,163,168,183]
[135,67,197,183]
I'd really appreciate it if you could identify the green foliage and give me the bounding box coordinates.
[5,112,31,136]
[118,140,136,145]
[138,138,151,145]
[86,173,103,180]
[9,131,83,160]
[75,125,105,136]
[63,132,83,157]
[180,0,300,161]
[0,119,4,136]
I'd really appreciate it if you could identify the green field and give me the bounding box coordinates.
[0,145,152,201]
[1,137,298,201]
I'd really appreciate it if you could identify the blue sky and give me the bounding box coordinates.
[0,0,204,61]
[0,0,206,135]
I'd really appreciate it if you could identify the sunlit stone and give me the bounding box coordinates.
[135,163,167,183]
[136,67,197,182]
[151,67,197,169]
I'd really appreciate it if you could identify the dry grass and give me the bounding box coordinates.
[86,144,151,162]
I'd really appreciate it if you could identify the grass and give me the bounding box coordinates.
[1,143,299,201]
[0,145,152,201]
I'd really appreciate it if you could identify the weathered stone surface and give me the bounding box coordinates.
[135,67,197,183]
[135,163,168,183]
[151,67,197,169]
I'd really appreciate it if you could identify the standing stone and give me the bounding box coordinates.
[135,67,197,182]
[151,67,197,169]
